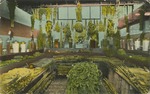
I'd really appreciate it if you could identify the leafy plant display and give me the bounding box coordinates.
[37,26,46,49]
[113,29,121,49]
[99,21,105,32]
[53,7,58,21]
[45,20,52,35]
[74,22,83,33]
[88,20,96,37]
[54,21,60,32]
[75,1,82,22]
[63,23,71,42]
[66,62,101,94]
[0,52,42,67]
[107,19,115,37]
[102,6,116,16]
[0,68,43,94]
[45,8,52,20]
[7,0,17,27]
[31,15,35,31]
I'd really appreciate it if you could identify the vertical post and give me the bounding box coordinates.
[0,38,2,56]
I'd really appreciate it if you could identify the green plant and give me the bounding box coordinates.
[107,19,115,37]
[74,22,83,33]
[54,21,60,32]
[37,26,46,49]
[99,20,105,32]
[31,15,35,30]
[88,20,96,37]
[7,0,17,27]
[75,1,82,22]
[66,62,101,94]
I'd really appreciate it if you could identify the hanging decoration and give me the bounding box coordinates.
[7,0,17,27]
[75,1,82,22]
[53,7,58,23]
[45,21,52,47]
[45,8,52,20]
[45,20,52,35]
[63,23,71,42]
[54,21,60,32]
[106,19,115,37]
[102,6,116,17]
[39,8,46,21]
[74,22,83,33]
[31,15,35,31]
[99,20,105,32]
[32,8,39,20]
[37,26,46,49]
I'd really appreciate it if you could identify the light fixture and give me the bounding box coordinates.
[144,12,150,16]
[135,13,140,16]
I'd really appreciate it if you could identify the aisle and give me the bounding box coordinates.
[44,76,67,94]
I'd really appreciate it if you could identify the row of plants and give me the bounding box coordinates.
[116,49,150,68]
[52,55,150,94]
[0,68,43,94]
[0,56,56,94]
[89,56,150,94]
[0,52,42,67]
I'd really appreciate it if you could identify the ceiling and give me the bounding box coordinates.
[15,0,145,7]
[14,0,147,14]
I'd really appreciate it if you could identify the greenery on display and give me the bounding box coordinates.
[7,0,17,27]
[54,21,60,32]
[107,19,115,37]
[99,21,105,32]
[63,23,71,42]
[37,26,46,49]
[88,20,96,38]
[45,8,52,20]
[0,52,42,67]
[31,15,35,31]
[74,22,83,33]
[54,55,150,94]
[76,1,82,22]
[113,29,121,49]
[0,68,43,94]
[53,7,58,23]
[66,62,101,94]
[102,6,116,16]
